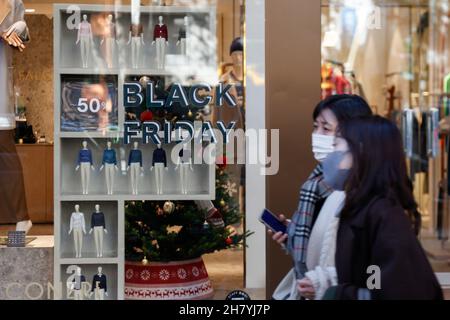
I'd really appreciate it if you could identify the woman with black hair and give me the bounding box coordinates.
[302,116,442,300]
[270,94,373,300]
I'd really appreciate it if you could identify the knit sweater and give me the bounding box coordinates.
[305,191,345,300]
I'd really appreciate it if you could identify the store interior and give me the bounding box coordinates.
[321,0,450,275]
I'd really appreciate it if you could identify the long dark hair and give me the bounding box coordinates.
[339,116,421,233]
[313,94,373,121]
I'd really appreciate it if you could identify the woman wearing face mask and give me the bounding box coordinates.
[270,94,372,300]
[300,116,442,300]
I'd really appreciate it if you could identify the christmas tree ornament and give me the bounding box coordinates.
[140,110,153,122]
[163,201,175,214]
[187,109,193,117]
[206,207,225,228]
[142,256,148,265]
[226,225,237,236]
[216,155,227,169]
[220,199,226,207]
[156,206,164,216]
[225,237,233,245]
[223,181,237,197]
[139,76,151,88]
[167,225,182,234]
[203,220,210,230]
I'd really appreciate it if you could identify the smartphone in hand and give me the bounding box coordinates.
[259,208,287,234]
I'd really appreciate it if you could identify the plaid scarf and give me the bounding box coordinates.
[287,164,333,279]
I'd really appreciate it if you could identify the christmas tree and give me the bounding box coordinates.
[125,160,252,262]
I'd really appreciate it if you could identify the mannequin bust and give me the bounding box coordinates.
[90,266,108,300]
[76,14,93,68]
[175,143,193,194]
[100,14,118,68]
[71,266,87,300]
[176,16,188,55]
[0,0,32,233]
[75,140,95,195]
[128,141,143,195]
[152,15,169,69]
[151,144,168,194]
[100,141,118,195]
[69,204,86,258]
[89,204,108,258]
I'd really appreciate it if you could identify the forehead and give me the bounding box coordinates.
[315,108,337,124]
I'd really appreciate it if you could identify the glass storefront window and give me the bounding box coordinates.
[0,0,249,300]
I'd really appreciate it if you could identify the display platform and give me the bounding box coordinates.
[0,236,54,300]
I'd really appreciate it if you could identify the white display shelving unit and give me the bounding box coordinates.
[53,3,217,300]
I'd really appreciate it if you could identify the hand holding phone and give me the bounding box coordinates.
[259,209,287,234]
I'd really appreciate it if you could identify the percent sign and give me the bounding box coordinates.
[77,98,107,113]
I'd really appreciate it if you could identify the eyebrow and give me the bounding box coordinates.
[314,119,330,125]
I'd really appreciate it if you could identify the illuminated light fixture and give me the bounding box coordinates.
[25,9,35,13]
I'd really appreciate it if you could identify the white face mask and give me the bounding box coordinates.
[312,133,335,162]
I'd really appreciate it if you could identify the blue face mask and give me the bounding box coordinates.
[322,151,351,191]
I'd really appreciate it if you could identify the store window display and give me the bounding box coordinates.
[100,14,118,69]
[128,22,145,69]
[69,204,86,258]
[151,144,168,195]
[100,141,118,195]
[76,14,93,69]
[47,1,249,300]
[76,140,95,195]
[90,266,108,300]
[89,204,108,258]
[152,15,169,70]
[70,266,88,300]
[127,141,143,195]
[176,16,188,55]
[0,0,31,233]
[175,143,194,195]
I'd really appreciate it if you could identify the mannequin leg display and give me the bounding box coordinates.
[155,163,164,194]
[73,229,79,257]
[94,225,99,257]
[180,164,188,194]
[95,288,105,300]
[161,38,166,69]
[110,163,115,194]
[156,38,165,69]
[105,163,115,195]
[74,290,83,300]
[181,38,186,55]
[156,38,161,69]
[132,37,140,68]
[130,164,135,195]
[73,228,83,258]
[80,35,90,68]
[130,162,140,194]
[94,226,103,257]
[0,131,31,231]
[179,164,184,194]
[105,37,113,68]
[80,162,90,194]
